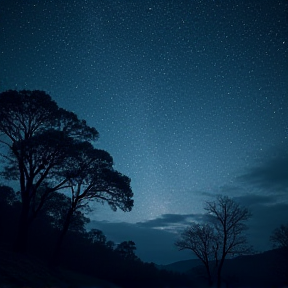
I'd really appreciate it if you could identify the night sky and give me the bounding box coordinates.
[1,0,288,264]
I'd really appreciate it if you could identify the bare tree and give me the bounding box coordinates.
[175,196,251,288]
[175,223,216,286]
[205,195,251,288]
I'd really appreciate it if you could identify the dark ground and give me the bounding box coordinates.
[0,247,120,288]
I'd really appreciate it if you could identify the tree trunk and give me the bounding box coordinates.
[217,226,227,288]
[14,193,30,253]
[204,262,213,287]
[217,257,225,288]
[51,207,74,265]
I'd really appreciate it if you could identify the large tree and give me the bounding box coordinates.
[0,90,98,252]
[176,196,251,288]
[52,141,133,264]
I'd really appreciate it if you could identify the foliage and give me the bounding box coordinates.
[60,141,133,213]
[0,185,17,205]
[50,141,133,264]
[0,90,98,142]
[270,223,288,248]
[87,228,107,245]
[0,90,99,252]
[42,191,90,233]
[0,90,133,256]
[0,190,189,287]
[115,240,138,261]
[0,90,187,287]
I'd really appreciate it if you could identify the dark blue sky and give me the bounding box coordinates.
[1,0,288,264]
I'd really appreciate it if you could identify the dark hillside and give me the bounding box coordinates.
[219,248,288,288]
[0,248,120,287]
[161,248,287,288]
[159,258,202,273]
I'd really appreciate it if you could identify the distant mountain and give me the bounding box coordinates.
[159,248,288,288]
[158,258,202,273]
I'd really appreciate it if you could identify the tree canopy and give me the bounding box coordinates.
[270,223,288,249]
[0,90,133,254]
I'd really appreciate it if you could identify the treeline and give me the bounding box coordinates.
[0,185,191,287]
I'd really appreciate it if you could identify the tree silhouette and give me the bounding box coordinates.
[176,195,251,288]
[0,185,18,241]
[0,185,17,206]
[51,141,133,264]
[115,240,138,261]
[205,195,251,288]
[0,89,97,252]
[41,190,89,234]
[175,223,216,286]
[87,229,107,245]
[270,223,288,248]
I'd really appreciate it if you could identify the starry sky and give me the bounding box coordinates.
[1,0,288,264]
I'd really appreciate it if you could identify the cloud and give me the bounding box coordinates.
[87,194,288,264]
[225,193,288,252]
[87,213,213,264]
[246,201,288,252]
[136,213,204,230]
[87,219,193,265]
[233,194,280,207]
[238,147,288,192]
